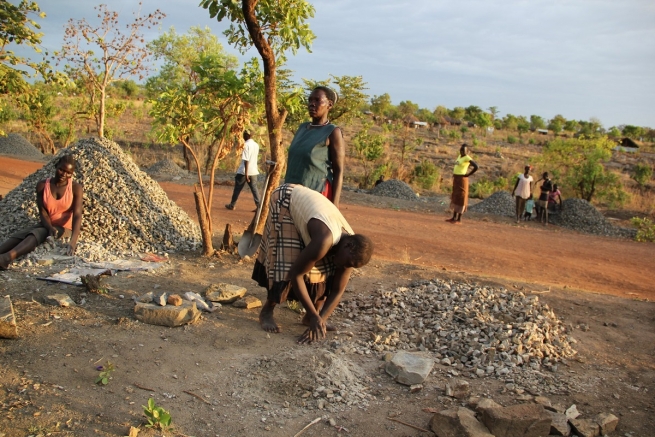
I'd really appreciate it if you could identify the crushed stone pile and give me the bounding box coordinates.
[369,179,418,201]
[548,198,636,238]
[468,190,514,216]
[334,279,578,394]
[146,159,189,178]
[0,137,201,262]
[0,133,45,160]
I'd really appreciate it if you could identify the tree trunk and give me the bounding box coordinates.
[242,0,288,234]
[183,146,192,172]
[99,88,106,138]
[194,188,214,256]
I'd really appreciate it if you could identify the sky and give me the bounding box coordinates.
[19,0,655,128]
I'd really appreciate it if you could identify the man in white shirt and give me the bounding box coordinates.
[511,165,533,223]
[226,131,261,210]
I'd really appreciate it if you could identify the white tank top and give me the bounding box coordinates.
[289,185,353,246]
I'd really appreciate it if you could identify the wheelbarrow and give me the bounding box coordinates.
[238,160,276,258]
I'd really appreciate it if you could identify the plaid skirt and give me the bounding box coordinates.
[252,184,335,304]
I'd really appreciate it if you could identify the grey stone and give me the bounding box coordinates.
[569,418,599,437]
[233,296,262,309]
[205,283,247,303]
[134,301,201,327]
[593,413,618,435]
[445,379,470,399]
[155,293,167,306]
[481,403,552,437]
[430,407,494,437]
[546,411,570,436]
[0,296,18,339]
[135,291,154,303]
[44,294,75,307]
[565,404,580,420]
[385,351,434,385]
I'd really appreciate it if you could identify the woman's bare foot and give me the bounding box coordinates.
[259,302,281,333]
[0,254,10,270]
[301,314,336,331]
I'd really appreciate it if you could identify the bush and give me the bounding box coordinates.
[413,159,440,190]
[447,130,462,141]
[460,126,468,134]
[470,176,508,199]
[632,162,653,187]
[507,135,518,144]
[528,138,535,145]
[631,217,655,242]
[472,138,486,148]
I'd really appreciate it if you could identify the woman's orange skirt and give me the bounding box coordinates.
[450,175,469,214]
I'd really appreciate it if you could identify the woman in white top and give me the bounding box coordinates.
[511,165,533,223]
[252,184,373,344]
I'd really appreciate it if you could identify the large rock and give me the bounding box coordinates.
[594,413,618,434]
[569,418,599,437]
[134,301,201,327]
[205,283,247,303]
[475,398,502,415]
[445,379,470,399]
[385,351,434,385]
[546,411,570,436]
[430,407,494,437]
[0,296,18,339]
[481,403,552,437]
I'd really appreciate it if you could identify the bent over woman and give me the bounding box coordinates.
[447,144,478,224]
[253,184,373,344]
[0,155,83,269]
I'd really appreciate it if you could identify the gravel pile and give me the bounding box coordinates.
[0,133,45,160]
[334,279,578,394]
[468,190,514,216]
[146,159,188,178]
[548,198,636,238]
[0,137,201,262]
[369,179,418,201]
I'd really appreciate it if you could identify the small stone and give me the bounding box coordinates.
[155,293,167,306]
[534,396,552,408]
[134,301,201,327]
[565,404,580,420]
[167,294,183,306]
[475,398,502,415]
[135,291,154,303]
[569,418,600,437]
[328,418,336,426]
[317,399,326,410]
[385,351,434,386]
[204,283,247,303]
[594,412,619,434]
[233,296,262,309]
[410,384,423,393]
[547,411,570,436]
[44,294,75,307]
[36,257,54,266]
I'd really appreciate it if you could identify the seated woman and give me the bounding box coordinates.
[252,184,373,344]
[0,155,83,269]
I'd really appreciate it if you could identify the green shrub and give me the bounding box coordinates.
[447,130,462,140]
[528,138,535,145]
[460,126,468,134]
[631,217,655,242]
[472,138,486,148]
[413,159,440,190]
[632,162,653,187]
[143,398,172,430]
[507,135,518,144]
[470,176,508,199]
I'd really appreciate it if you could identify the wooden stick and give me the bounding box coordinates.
[133,382,155,392]
[293,417,322,437]
[386,416,430,433]
[183,390,211,405]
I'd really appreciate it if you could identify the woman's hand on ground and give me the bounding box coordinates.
[298,315,326,344]
[65,243,76,256]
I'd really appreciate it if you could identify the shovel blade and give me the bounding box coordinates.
[238,232,262,258]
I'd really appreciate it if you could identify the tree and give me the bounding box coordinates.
[370,93,392,118]
[56,3,165,138]
[463,105,482,123]
[548,114,566,136]
[146,26,239,172]
[502,114,518,131]
[352,122,384,188]
[18,83,58,153]
[487,106,499,120]
[397,100,418,119]
[150,56,261,255]
[622,125,643,139]
[202,0,315,230]
[530,115,545,131]
[449,106,465,121]
[538,136,627,205]
[301,74,369,126]
[516,116,530,135]
[563,119,579,134]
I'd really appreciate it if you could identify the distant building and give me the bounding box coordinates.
[536,129,549,135]
[614,137,640,153]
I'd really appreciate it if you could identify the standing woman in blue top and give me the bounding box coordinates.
[446,144,478,224]
[285,86,345,208]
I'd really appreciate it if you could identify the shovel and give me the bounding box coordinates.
[238,160,276,258]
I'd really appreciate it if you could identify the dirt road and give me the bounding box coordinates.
[2,155,652,300]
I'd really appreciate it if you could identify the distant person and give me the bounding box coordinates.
[511,165,533,223]
[0,155,83,269]
[253,184,373,343]
[523,194,535,221]
[374,175,385,187]
[446,143,478,224]
[536,172,554,225]
[548,183,562,212]
[285,86,345,208]
[225,131,260,211]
